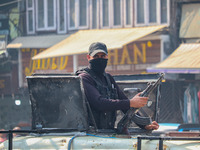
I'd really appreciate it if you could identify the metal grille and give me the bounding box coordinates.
[159,81,183,123]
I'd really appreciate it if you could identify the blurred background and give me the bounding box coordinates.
[0,0,200,133]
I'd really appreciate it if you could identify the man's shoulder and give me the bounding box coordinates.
[76,68,93,81]
[78,72,90,78]
[105,72,112,77]
[75,67,89,76]
[105,72,115,80]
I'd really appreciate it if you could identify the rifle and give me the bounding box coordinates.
[117,73,164,134]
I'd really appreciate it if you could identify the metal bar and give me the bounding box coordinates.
[137,136,141,150]
[159,138,163,150]
[138,136,200,141]
[155,85,161,122]
[1,130,200,139]
[8,130,13,150]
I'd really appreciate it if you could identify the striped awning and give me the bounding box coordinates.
[147,43,200,73]
[32,25,167,60]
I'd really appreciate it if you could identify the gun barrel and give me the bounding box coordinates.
[140,73,164,97]
[140,83,153,97]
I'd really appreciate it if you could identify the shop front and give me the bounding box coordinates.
[33,25,168,76]
[1,25,168,129]
[0,34,71,129]
[148,43,200,124]
[77,39,162,75]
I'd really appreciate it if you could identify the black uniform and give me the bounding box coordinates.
[76,67,130,129]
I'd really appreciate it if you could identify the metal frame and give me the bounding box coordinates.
[0,129,78,150]
[137,136,200,150]
[1,130,200,150]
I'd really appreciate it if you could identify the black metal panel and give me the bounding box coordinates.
[116,82,158,121]
[114,73,162,126]
[114,73,161,81]
[27,75,88,131]
[159,81,183,123]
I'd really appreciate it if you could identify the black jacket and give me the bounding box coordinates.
[76,68,130,129]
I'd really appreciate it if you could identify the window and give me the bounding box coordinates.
[161,0,168,23]
[135,0,169,26]
[26,0,35,34]
[124,0,133,26]
[37,0,45,28]
[91,0,98,29]
[79,0,87,26]
[100,0,110,28]
[47,0,54,27]
[36,0,56,31]
[57,0,67,33]
[149,0,157,23]
[68,0,89,30]
[68,0,75,29]
[113,0,122,27]
[102,0,109,27]
[136,0,145,24]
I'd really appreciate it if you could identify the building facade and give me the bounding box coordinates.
[17,0,170,86]
[0,0,173,129]
[149,0,200,123]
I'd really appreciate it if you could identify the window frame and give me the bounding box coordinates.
[124,0,133,27]
[67,0,76,30]
[161,0,170,25]
[134,0,170,26]
[35,0,57,31]
[112,0,123,28]
[57,0,67,33]
[148,0,158,24]
[78,0,89,29]
[89,0,100,29]
[26,0,35,34]
[100,0,112,28]
[67,0,89,31]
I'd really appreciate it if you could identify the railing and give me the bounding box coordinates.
[0,129,78,150]
[137,135,200,150]
[1,130,200,150]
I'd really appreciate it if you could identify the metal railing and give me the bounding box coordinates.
[1,130,200,150]
[0,129,78,150]
[137,135,200,150]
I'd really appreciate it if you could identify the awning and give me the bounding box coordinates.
[6,34,71,49]
[147,43,200,73]
[32,25,167,60]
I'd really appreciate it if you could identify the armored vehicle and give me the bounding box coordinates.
[0,73,200,150]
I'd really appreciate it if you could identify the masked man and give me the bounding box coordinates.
[76,42,159,131]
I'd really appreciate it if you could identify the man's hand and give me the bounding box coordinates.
[145,121,159,130]
[129,92,148,108]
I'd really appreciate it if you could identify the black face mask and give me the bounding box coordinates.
[89,58,108,75]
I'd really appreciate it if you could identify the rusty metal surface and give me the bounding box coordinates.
[1,133,200,150]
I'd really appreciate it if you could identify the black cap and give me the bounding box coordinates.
[88,42,108,57]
